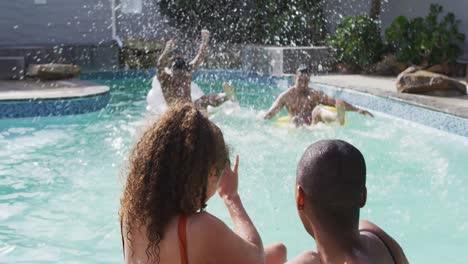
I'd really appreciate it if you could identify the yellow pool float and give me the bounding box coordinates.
[275,106,346,125]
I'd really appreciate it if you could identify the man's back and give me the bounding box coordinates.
[158,71,193,104]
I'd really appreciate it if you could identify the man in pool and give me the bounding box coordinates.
[264,67,373,126]
[156,30,236,109]
[287,140,409,264]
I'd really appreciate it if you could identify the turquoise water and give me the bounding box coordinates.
[1,77,467,263]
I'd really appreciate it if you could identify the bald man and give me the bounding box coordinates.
[287,140,408,264]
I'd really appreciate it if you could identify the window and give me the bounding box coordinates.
[122,0,142,14]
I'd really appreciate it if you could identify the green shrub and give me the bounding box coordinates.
[327,15,384,70]
[385,4,465,66]
[158,0,325,46]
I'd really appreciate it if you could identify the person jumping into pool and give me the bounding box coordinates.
[264,66,373,126]
[287,139,409,264]
[156,30,236,109]
[120,103,286,264]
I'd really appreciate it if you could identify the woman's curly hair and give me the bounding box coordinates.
[120,102,229,262]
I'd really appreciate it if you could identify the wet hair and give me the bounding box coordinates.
[296,65,311,75]
[171,56,191,71]
[120,102,229,262]
[297,140,366,228]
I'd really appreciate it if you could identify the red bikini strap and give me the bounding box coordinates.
[178,215,188,264]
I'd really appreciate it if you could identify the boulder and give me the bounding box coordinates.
[396,66,467,96]
[27,64,81,80]
[425,62,451,76]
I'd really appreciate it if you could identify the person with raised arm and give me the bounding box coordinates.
[154,30,236,110]
[120,103,285,264]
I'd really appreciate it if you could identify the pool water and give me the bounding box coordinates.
[1,76,467,263]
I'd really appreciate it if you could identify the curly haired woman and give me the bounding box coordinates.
[120,103,286,264]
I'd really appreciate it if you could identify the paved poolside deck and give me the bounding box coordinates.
[0,79,109,101]
[312,74,468,119]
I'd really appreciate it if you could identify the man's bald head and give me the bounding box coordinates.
[297,140,366,213]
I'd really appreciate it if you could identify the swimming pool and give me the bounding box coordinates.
[1,73,467,263]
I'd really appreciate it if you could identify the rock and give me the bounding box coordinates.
[368,55,408,76]
[396,66,467,96]
[27,64,81,80]
[425,63,451,75]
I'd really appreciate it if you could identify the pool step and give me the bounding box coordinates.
[0,56,25,80]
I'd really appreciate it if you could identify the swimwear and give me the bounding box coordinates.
[178,215,189,264]
[360,229,397,264]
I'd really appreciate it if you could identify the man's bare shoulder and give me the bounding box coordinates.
[307,88,323,97]
[286,251,320,264]
[278,87,296,99]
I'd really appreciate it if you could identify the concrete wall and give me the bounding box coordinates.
[324,0,468,56]
[382,0,468,56]
[117,0,177,41]
[0,0,113,47]
[2,0,466,55]
[324,0,373,33]
[0,0,174,47]
[381,0,468,37]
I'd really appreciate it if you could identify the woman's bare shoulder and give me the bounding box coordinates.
[189,212,229,235]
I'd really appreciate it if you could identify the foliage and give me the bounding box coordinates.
[385,4,465,65]
[369,0,382,20]
[159,0,326,46]
[258,0,326,45]
[327,15,384,70]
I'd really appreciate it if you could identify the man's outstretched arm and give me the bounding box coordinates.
[285,251,320,264]
[189,30,210,73]
[264,93,286,120]
[319,92,374,117]
[156,39,175,72]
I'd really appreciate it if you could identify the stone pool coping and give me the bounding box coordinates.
[312,74,468,119]
[0,79,109,101]
[0,79,110,118]
[306,74,467,137]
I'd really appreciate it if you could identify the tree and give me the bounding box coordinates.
[159,0,326,46]
[369,0,382,20]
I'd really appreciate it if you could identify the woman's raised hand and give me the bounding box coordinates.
[217,155,239,199]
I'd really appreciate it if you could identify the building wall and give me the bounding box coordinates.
[0,0,113,47]
[381,0,468,37]
[382,0,468,55]
[117,0,177,41]
[0,0,176,47]
[324,0,468,55]
[324,0,373,33]
[2,0,466,56]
